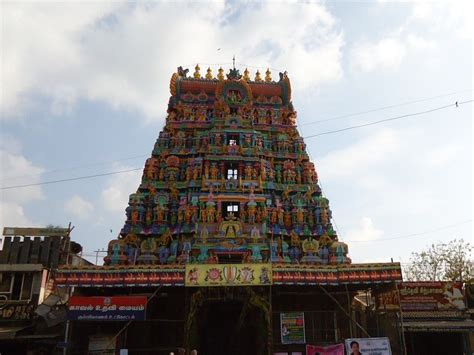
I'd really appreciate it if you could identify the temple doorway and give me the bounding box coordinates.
[197,299,267,355]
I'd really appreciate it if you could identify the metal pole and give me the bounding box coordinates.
[184,287,189,354]
[345,284,353,338]
[268,285,273,355]
[395,281,407,355]
[63,320,70,355]
[319,285,370,337]
[65,222,74,265]
[94,249,100,265]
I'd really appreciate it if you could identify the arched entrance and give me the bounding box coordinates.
[186,287,270,355]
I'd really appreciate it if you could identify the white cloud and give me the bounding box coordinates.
[409,0,473,40]
[405,34,436,51]
[0,202,32,231]
[317,129,401,180]
[0,149,44,203]
[316,126,467,217]
[351,37,407,73]
[0,139,44,232]
[376,0,473,40]
[1,1,122,118]
[424,144,462,167]
[352,0,471,73]
[101,165,141,213]
[346,217,384,242]
[64,195,94,219]
[0,134,23,155]
[2,2,344,120]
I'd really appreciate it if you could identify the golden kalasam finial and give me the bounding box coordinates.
[217,67,225,81]
[255,70,262,82]
[243,68,250,82]
[205,67,213,80]
[265,68,272,82]
[194,64,201,79]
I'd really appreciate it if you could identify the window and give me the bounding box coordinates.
[0,273,12,293]
[21,274,33,300]
[227,169,238,180]
[11,273,23,300]
[225,162,239,180]
[227,204,239,213]
[222,202,240,218]
[0,273,34,301]
[227,134,239,146]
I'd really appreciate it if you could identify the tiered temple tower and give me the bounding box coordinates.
[56,65,403,355]
[104,65,350,267]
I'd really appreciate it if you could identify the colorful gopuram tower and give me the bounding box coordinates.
[104,65,350,268]
[56,65,402,355]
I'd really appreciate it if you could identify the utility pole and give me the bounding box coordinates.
[94,249,106,265]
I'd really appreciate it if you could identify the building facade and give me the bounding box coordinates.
[375,281,474,355]
[0,226,87,354]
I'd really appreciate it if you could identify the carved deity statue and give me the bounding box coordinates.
[245,164,253,180]
[247,205,256,224]
[296,208,305,225]
[210,164,219,180]
[207,205,216,223]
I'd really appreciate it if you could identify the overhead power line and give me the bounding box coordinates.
[1,100,472,190]
[0,154,148,182]
[346,219,472,243]
[299,89,473,126]
[1,168,142,190]
[302,100,473,139]
[1,91,468,183]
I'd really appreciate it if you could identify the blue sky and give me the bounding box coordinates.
[1,0,472,265]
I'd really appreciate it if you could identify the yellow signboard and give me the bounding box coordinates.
[185,263,272,287]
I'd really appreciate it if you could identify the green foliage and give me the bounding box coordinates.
[45,224,64,229]
[404,239,473,282]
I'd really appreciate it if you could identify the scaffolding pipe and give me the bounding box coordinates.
[318,285,370,338]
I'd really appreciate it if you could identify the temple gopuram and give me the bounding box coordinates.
[55,65,403,355]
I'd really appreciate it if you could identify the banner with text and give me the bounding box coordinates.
[306,344,344,355]
[185,263,272,287]
[68,296,147,321]
[376,282,465,311]
[280,312,305,344]
[345,337,392,355]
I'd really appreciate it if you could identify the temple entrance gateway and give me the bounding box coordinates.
[188,287,270,355]
[198,300,266,355]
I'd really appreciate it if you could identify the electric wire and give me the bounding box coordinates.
[299,90,473,126]
[0,168,142,190]
[346,219,472,243]
[0,154,148,182]
[1,100,471,190]
[302,100,473,139]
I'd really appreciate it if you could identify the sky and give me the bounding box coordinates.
[1,0,472,266]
